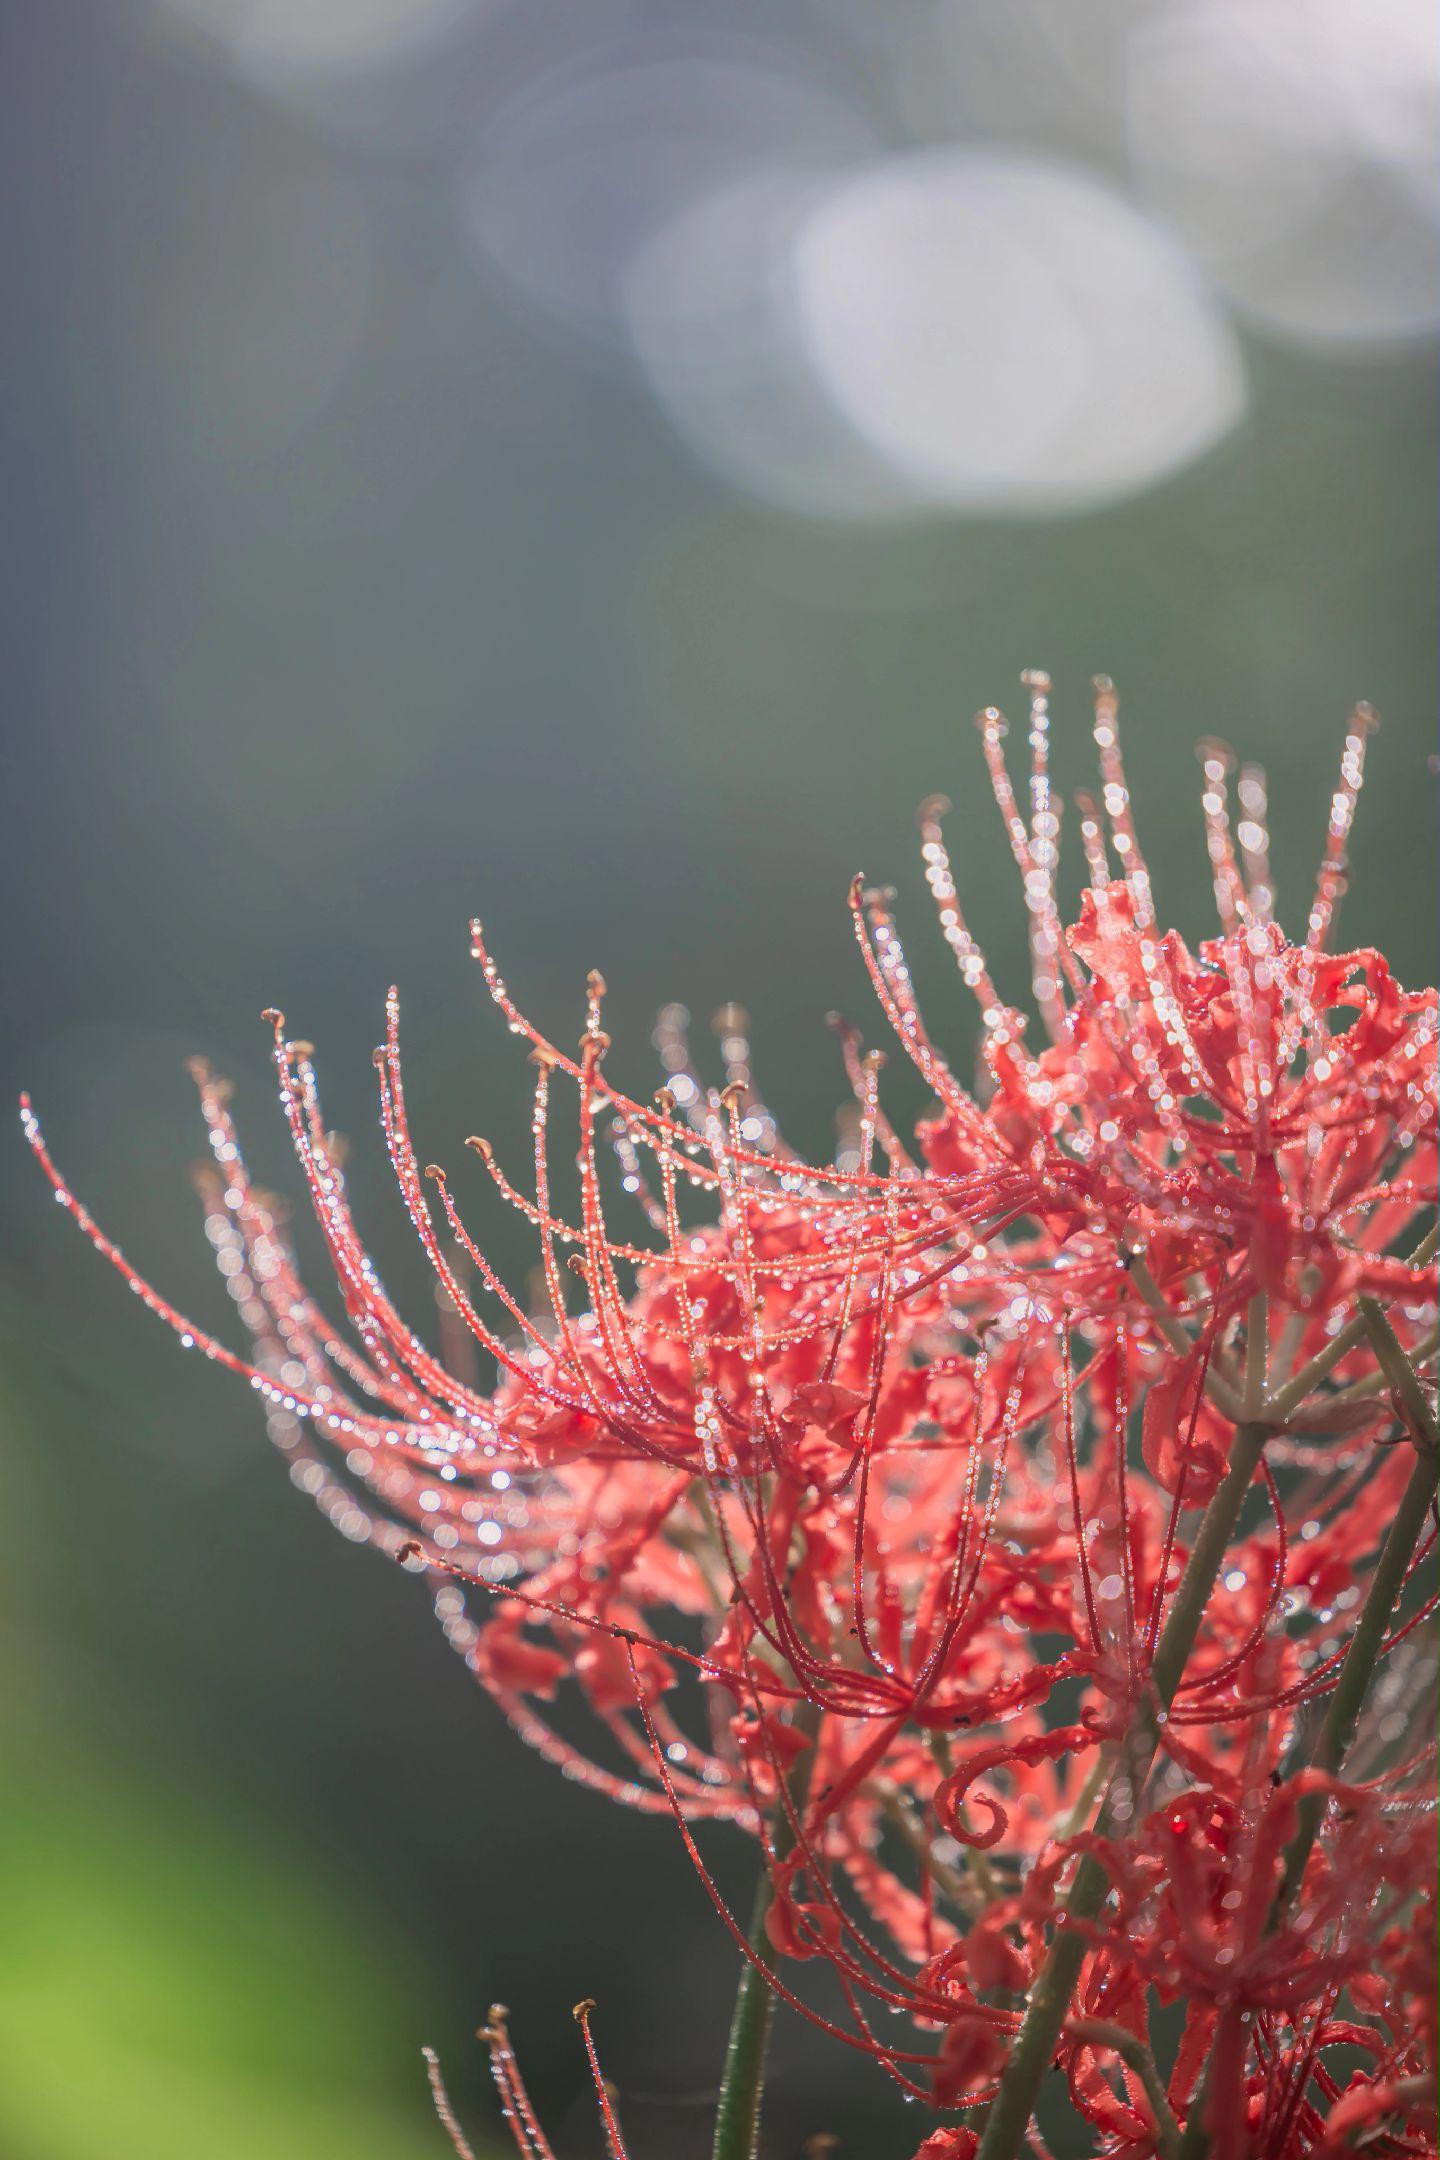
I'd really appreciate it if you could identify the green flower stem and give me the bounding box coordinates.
[712,1703,822,2160]
[1265,1225,1438,1427]
[1322,1322,1439,1412]
[1357,1294,1439,1453]
[1067,2022,1182,2159]
[1055,1747,1109,1843]
[711,1881,782,2160]
[973,1420,1270,2160]
[1273,1300,1437,1915]
[1175,2065,1213,2160]
[1125,1253,1246,1422]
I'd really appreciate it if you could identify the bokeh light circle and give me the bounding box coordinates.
[625,169,926,522]
[1126,0,1440,350]
[788,150,1246,517]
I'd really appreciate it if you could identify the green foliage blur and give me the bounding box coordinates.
[1,1368,478,2160]
[0,1756,474,2160]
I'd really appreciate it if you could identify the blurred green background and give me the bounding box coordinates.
[3,3,1435,2155]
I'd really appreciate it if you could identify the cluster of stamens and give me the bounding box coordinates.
[24,678,1437,2158]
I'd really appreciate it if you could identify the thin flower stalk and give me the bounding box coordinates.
[713,1699,824,2160]
[1272,1300,1437,1917]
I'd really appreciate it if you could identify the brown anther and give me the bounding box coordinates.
[586,969,608,999]
[917,792,952,825]
[465,1135,494,1161]
[260,1007,285,1028]
[1020,666,1052,692]
[398,1540,423,1564]
[424,1164,446,1183]
[528,1046,556,1071]
[719,1080,747,1110]
[713,1002,748,1033]
[572,1998,596,2021]
[289,1040,315,1058]
[653,1087,676,1116]
[568,1253,591,1278]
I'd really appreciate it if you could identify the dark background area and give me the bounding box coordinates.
[2,4,1435,2156]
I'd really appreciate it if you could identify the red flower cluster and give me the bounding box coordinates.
[25,679,1437,2158]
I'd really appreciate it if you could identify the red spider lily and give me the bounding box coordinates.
[1052,1735,1437,2158]
[23,678,1437,2148]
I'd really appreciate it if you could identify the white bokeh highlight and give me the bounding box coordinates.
[1126,0,1440,349]
[625,170,927,522]
[788,151,1245,517]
